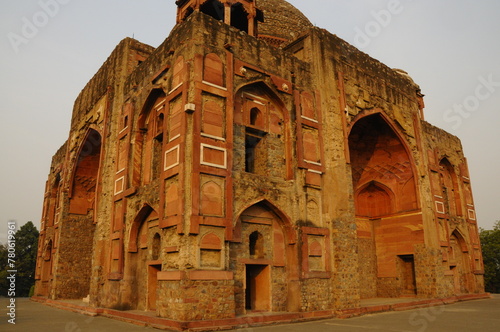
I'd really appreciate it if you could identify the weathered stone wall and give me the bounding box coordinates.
[357,238,377,298]
[301,278,331,311]
[414,244,451,298]
[157,279,235,321]
[421,121,485,295]
[54,215,95,299]
[34,141,68,297]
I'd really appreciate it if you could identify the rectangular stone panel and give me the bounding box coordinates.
[200,144,227,169]
[117,137,128,172]
[114,176,125,195]
[169,96,183,141]
[200,174,225,217]
[164,177,180,219]
[201,93,225,139]
[164,145,180,171]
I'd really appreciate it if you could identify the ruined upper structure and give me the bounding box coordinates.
[35,0,485,327]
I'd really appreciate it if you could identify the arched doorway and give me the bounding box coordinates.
[349,113,421,298]
[230,201,295,314]
[449,231,473,294]
[125,205,161,311]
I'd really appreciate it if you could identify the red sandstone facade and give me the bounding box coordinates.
[35,0,485,323]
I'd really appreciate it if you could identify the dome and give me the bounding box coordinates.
[257,0,313,47]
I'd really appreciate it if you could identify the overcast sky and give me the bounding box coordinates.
[1,0,499,243]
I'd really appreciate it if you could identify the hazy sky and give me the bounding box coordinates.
[1,0,499,243]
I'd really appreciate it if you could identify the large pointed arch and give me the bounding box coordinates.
[348,111,419,212]
[348,110,419,193]
[348,109,415,159]
[349,111,423,299]
[68,127,103,200]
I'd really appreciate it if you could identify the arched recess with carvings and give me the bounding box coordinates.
[355,181,396,218]
[230,199,298,315]
[233,82,291,179]
[134,89,167,186]
[348,111,422,299]
[439,157,462,217]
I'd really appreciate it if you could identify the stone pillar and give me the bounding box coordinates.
[224,2,231,25]
[248,14,255,36]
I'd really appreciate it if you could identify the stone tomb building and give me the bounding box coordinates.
[35,0,485,323]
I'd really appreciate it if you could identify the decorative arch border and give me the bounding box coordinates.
[439,156,459,176]
[450,228,470,253]
[438,157,463,217]
[234,80,290,121]
[233,80,293,179]
[354,180,397,215]
[232,198,296,245]
[138,87,167,129]
[128,203,159,253]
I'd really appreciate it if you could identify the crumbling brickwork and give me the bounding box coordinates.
[35,0,484,326]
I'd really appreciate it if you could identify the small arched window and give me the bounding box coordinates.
[249,231,264,258]
[44,240,53,261]
[250,107,261,126]
[200,233,222,268]
[439,158,460,216]
[156,113,164,139]
[152,233,161,260]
